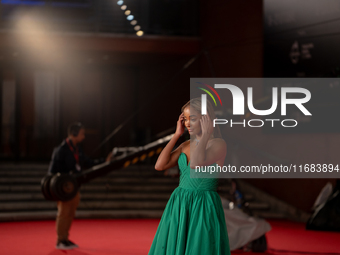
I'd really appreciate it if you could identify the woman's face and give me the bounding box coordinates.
[183,106,202,136]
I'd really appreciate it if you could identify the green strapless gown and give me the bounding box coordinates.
[148,152,231,255]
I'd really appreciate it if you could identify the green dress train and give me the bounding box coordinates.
[148,152,231,255]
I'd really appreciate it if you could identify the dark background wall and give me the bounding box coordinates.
[0,0,338,213]
[199,0,337,213]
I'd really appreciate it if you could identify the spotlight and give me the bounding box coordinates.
[117,3,144,37]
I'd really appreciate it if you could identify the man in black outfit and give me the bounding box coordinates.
[48,122,111,250]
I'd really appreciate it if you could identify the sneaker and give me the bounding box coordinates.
[67,240,79,248]
[56,240,74,250]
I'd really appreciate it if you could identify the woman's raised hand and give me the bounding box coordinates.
[200,114,214,136]
[175,113,185,136]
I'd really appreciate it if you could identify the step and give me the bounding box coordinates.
[246,202,270,210]
[0,200,168,211]
[0,164,49,170]
[0,170,166,178]
[0,183,180,192]
[80,184,179,192]
[0,192,172,201]
[0,164,158,173]
[0,177,180,184]
[244,194,255,201]
[0,210,165,221]
[0,171,50,177]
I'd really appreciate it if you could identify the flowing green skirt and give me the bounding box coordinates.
[148,187,231,255]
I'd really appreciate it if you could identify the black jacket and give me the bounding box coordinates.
[48,139,97,174]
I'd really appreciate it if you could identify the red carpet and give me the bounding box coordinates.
[0,219,339,255]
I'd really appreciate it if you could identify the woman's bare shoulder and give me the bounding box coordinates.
[208,137,226,146]
[180,140,191,151]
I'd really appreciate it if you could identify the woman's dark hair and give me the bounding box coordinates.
[67,122,84,137]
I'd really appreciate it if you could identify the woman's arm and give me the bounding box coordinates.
[190,114,226,168]
[155,113,187,171]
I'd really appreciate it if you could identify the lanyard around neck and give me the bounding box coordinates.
[66,138,79,164]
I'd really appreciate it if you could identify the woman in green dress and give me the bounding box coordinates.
[148,98,231,255]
